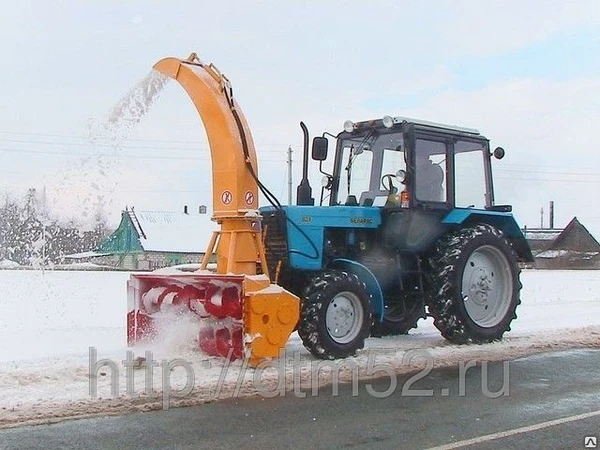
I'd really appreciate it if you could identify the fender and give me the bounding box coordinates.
[331,258,384,322]
[442,208,534,262]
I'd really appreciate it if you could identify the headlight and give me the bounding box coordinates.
[382,115,394,128]
[343,120,355,133]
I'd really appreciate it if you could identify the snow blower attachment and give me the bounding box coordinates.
[127,273,298,363]
[126,53,299,365]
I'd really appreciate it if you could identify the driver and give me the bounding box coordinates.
[415,151,444,202]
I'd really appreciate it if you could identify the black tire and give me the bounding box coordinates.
[427,224,521,344]
[374,300,425,336]
[298,270,373,360]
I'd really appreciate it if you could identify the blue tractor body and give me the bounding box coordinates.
[260,116,533,359]
[274,205,530,271]
[261,204,531,325]
[281,205,381,270]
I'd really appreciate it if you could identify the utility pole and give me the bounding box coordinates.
[287,145,293,205]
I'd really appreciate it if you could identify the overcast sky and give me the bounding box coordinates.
[1,0,599,236]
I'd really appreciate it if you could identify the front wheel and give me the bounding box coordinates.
[298,271,372,359]
[427,224,521,344]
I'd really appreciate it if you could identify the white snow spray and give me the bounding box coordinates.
[48,70,172,227]
[87,70,170,145]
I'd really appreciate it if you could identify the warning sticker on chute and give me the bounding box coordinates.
[244,191,254,205]
[221,190,233,205]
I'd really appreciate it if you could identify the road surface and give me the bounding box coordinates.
[1,349,598,450]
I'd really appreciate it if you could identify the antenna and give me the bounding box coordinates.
[287,146,293,205]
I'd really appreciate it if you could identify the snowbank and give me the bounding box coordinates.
[0,269,598,428]
[0,260,19,269]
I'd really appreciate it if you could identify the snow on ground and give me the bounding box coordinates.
[0,269,599,427]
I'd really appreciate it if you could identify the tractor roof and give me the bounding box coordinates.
[344,116,482,137]
[388,116,480,135]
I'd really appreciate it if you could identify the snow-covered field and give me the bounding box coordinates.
[0,269,599,427]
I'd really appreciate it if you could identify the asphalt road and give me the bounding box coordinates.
[1,349,599,450]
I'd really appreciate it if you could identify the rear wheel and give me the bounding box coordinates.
[298,270,372,359]
[427,224,521,344]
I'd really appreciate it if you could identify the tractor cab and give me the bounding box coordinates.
[319,116,502,213]
[307,116,508,253]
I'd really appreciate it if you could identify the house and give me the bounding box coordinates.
[522,217,600,269]
[66,206,216,270]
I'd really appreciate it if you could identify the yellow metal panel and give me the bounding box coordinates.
[244,283,300,365]
[153,54,263,275]
[153,56,259,216]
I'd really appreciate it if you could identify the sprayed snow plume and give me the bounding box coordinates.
[87,70,170,145]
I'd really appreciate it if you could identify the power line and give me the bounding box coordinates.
[495,175,600,183]
[2,129,599,180]
[2,145,595,176]
[0,137,295,154]
[4,131,597,174]
[0,130,302,150]
[53,188,211,194]
[495,168,600,177]
[497,161,599,171]
[0,146,286,162]
[0,131,595,170]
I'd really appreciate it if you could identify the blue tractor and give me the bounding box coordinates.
[260,116,533,360]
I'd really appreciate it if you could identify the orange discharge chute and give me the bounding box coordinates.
[126,54,299,365]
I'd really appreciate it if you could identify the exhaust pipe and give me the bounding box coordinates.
[296,121,314,205]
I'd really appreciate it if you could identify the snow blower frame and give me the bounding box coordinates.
[126,54,299,366]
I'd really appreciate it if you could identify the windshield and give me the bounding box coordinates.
[335,131,405,205]
[454,139,487,208]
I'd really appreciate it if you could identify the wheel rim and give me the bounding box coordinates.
[461,245,513,328]
[325,291,364,344]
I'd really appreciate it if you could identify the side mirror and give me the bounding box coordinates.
[312,137,328,161]
[493,147,505,160]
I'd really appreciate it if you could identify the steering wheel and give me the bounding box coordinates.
[381,174,397,193]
